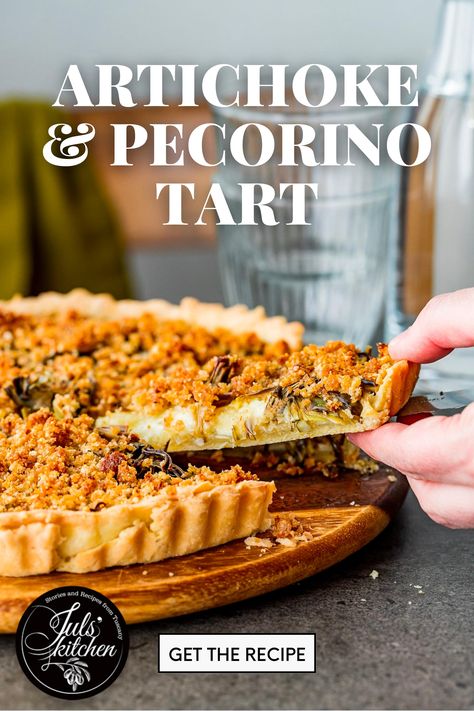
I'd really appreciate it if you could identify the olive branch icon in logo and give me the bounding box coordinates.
[49,657,91,691]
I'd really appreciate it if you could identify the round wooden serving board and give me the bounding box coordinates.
[0,466,407,633]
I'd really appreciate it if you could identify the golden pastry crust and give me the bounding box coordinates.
[387,360,420,417]
[0,478,274,576]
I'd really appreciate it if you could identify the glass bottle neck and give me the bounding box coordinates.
[426,0,474,96]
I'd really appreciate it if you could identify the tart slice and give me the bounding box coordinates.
[0,412,274,576]
[0,289,418,453]
[97,343,419,452]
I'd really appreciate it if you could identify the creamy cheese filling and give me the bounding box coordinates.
[97,378,391,452]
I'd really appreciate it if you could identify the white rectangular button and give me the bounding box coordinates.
[158,634,316,672]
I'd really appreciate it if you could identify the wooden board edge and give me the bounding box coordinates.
[102,504,391,627]
[0,504,393,633]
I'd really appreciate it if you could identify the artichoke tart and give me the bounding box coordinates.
[0,290,418,576]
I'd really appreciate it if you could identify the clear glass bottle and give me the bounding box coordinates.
[386,0,474,384]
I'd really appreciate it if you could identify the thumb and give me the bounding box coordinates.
[389,289,474,363]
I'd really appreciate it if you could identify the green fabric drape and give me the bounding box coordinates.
[0,101,130,298]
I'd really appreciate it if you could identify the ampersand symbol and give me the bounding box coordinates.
[42,123,96,167]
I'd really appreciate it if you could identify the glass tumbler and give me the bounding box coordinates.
[213,98,399,347]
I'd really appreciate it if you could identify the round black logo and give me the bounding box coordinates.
[16,586,129,700]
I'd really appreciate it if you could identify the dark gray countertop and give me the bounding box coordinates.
[0,491,472,710]
[0,243,472,707]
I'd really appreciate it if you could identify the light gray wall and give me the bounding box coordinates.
[2,0,443,98]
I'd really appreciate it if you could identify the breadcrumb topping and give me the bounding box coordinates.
[0,308,393,424]
[0,309,289,420]
[0,410,255,512]
[0,307,385,513]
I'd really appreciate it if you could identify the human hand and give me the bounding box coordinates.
[349,288,474,528]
